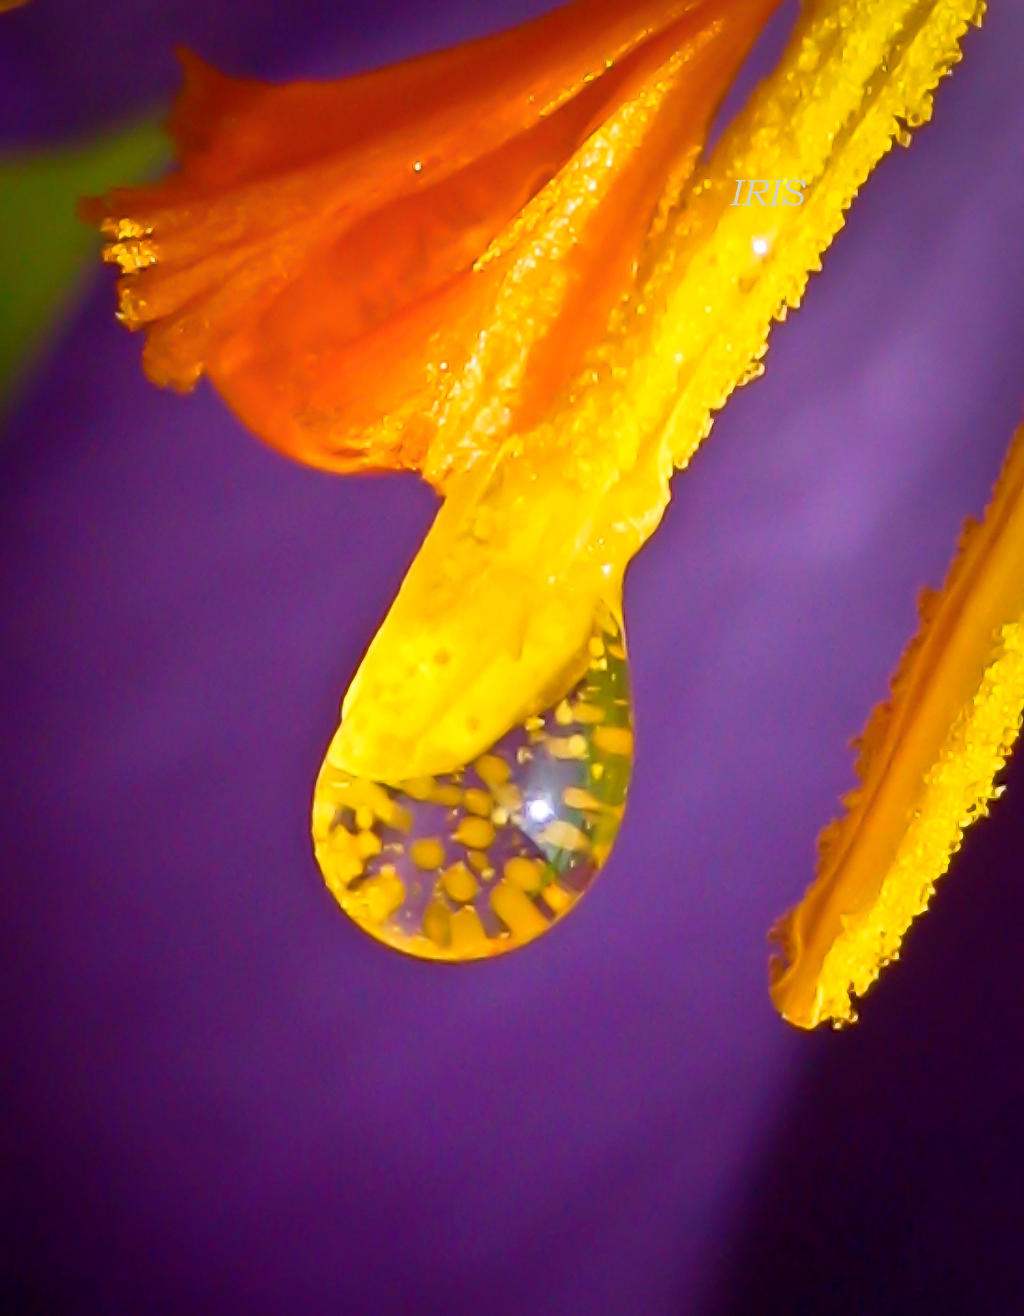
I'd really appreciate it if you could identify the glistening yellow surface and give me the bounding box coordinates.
[334,0,986,786]
[771,420,1024,1029]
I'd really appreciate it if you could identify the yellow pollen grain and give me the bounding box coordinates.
[107,239,157,273]
[429,783,463,807]
[490,882,548,939]
[463,788,493,817]
[466,849,494,877]
[540,820,589,852]
[591,840,614,867]
[422,899,452,947]
[109,217,150,241]
[441,861,478,903]
[554,700,573,725]
[572,702,606,724]
[592,726,633,756]
[450,905,488,954]
[454,816,495,849]
[317,829,364,888]
[563,786,602,811]
[475,754,511,788]
[547,734,588,760]
[330,775,391,814]
[323,825,357,855]
[542,882,573,914]
[354,806,374,831]
[504,856,544,894]
[357,867,405,923]
[355,830,382,859]
[409,837,445,870]
[493,782,523,812]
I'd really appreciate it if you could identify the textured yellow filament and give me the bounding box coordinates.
[771,421,1024,1028]
[334,0,987,786]
[612,0,990,477]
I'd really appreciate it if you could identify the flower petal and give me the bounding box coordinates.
[85,0,779,482]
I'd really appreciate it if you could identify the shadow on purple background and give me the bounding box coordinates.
[704,750,1024,1315]
[2,2,1023,1312]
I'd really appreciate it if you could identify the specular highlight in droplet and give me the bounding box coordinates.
[312,612,632,959]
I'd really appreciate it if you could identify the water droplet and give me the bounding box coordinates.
[312,609,632,959]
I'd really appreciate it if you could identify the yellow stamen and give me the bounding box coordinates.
[772,420,1024,1028]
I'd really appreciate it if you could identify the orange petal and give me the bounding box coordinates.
[86,0,780,483]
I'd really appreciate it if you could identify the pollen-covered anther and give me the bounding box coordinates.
[771,420,1024,1030]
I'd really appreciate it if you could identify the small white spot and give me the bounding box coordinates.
[528,799,554,824]
[413,160,423,173]
[752,236,769,257]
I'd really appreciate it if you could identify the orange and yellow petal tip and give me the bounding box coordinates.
[82,0,782,486]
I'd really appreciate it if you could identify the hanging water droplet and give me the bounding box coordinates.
[312,607,632,959]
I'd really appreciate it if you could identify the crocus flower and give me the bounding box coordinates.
[3,1,1023,1311]
[86,0,1022,1015]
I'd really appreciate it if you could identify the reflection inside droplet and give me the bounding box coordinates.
[312,607,632,959]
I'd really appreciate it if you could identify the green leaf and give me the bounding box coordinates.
[0,118,167,410]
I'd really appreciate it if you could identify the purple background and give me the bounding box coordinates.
[2,2,1023,1312]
